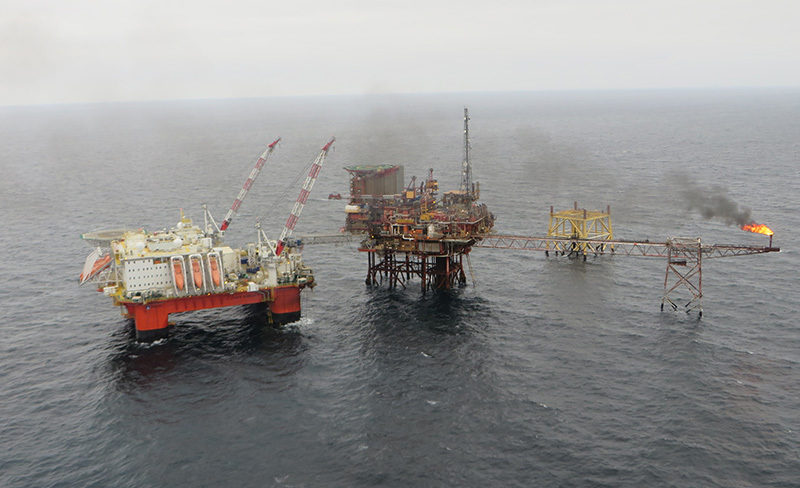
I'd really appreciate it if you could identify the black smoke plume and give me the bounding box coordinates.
[679,181,753,227]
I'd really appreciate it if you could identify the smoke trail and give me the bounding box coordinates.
[679,181,753,227]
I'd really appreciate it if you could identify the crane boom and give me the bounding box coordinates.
[406,175,417,193]
[275,137,336,256]
[220,137,281,231]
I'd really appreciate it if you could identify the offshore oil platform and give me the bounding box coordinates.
[343,109,494,291]
[302,108,780,316]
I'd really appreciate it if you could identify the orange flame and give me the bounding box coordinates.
[741,223,773,236]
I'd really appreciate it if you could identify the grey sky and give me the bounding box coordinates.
[2,0,798,105]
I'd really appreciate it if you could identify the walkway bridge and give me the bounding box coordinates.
[299,232,780,315]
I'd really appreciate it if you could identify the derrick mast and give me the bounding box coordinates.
[459,108,478,200]
[459,108,471,193]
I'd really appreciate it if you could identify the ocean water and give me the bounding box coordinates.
[1,89,798,487]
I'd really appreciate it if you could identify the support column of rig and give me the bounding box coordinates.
[364,246,469,293]
[431,254,468,291]
[365,249,419,290]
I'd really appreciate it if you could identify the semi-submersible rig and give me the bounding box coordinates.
[79,138,335,341]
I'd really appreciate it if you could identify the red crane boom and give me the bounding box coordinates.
[275,137,335,256]
[220,137,281,231]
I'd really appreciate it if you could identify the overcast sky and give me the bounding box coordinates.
[2,0,798,106]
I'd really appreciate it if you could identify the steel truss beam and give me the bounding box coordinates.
[474,234,779,315]
[474,235,778,259]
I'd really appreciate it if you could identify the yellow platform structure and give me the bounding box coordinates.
[548,202,613,257]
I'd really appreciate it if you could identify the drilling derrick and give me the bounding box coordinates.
[460,108,473,195]
[459,108,480,202]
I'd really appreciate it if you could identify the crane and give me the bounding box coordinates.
[274,137,336,256]
[219,137,281,231]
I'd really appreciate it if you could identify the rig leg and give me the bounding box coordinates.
[268,287,301,325]
[128,304,171,342]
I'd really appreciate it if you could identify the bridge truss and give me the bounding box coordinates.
[474,234,779,315]
[297,232,779,314]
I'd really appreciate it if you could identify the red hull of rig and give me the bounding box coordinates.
[121,285,302,341]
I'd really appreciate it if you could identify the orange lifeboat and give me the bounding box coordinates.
[191,256,203,289]
[208,254,221,287]
[79,253,112,284]
[172,259,185,290]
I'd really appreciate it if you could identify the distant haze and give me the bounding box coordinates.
[2,0,799,106]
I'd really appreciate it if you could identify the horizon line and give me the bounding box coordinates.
[2,84,799,109]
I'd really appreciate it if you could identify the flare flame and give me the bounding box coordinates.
[741,223,773,236]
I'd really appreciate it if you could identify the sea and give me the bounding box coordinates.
[1,89,798,487]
